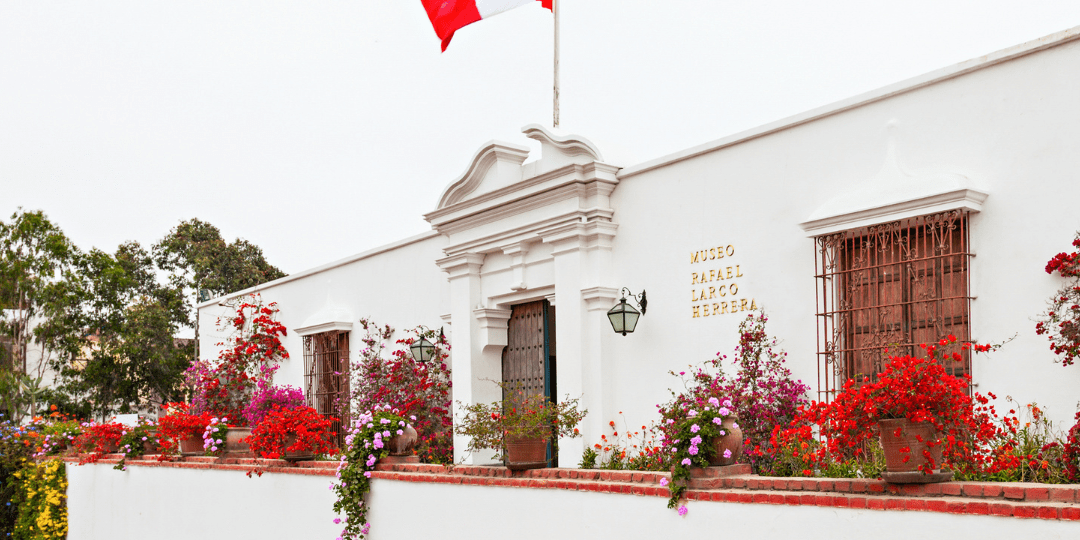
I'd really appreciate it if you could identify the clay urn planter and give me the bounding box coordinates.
[179,434,204,455]
[707,416,744,466]
[505,436,548,470]
[388,425,418,456]
[141,431,161,454]
[280,433,316,462]
[225,426,252,454]
[878,418,952,483]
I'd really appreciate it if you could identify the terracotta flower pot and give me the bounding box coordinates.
[226,426,252,454]
[179,434,204,455]
[878,418,944,473]
[504,436,548,470]
[388,425,418,456]
[708,416,744,466]
[280,433,316,461]
[141,429,160,453]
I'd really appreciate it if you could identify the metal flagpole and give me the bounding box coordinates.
[553,0,560,128]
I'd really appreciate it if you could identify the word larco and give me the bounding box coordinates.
[691,284,739,302]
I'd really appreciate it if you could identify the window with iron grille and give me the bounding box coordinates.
[813,209,973,402]
[303,331,349,445]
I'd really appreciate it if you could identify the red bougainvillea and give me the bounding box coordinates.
[186,294,289,420]
[350,320,453,464]
[1035,233,1080,366]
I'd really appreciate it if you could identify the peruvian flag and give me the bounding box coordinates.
[422,0,553,52]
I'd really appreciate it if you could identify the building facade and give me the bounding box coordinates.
[199,26,1080,466]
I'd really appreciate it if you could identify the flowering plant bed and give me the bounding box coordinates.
[114,421,159,471]
[157,403,211,456]
[186,294,289,420]
[245,405,335,460]
[332,406,411,539]
[12,459,67,539]
[73,422,126,463]
[351,320,454,464]
[456,384,586,463]
[39,414,81,456]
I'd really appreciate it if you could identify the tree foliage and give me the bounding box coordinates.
[0,210,286,420]
[153,218,286,302]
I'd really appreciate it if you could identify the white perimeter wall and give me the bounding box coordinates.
[67,464,341,539]
[66,463,1077,540]
[367,478,1073,540]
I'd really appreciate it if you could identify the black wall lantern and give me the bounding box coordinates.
[410,336,436,362]
[409,328,445,363]
[607,288,647,336]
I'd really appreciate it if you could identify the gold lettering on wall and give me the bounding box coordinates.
[689,244,755,318]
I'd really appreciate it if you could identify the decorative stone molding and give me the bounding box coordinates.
[436,253,485,279]
[294,320,353,337]
[540,220,619,257]
[502,241,534,291]
[436,141,531,209]
[295,305,355,336]
[800,130,988,236]
[474,307,512,351]
[581,286,621,312]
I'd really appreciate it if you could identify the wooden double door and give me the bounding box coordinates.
[502,300,557,463]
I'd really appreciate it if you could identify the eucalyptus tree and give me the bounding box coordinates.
[0,208,81,419]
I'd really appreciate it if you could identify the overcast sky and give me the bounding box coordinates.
[4,1,1080,275]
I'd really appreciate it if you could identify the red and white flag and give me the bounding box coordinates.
[422,0,553,52]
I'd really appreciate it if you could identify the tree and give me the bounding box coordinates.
[0,209,80,420]
[57,243,192,419]
[152,219,286,358]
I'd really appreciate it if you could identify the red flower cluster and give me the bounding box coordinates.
[157,403,212,456]
[74,422,127,464]
[188,295,289,419]
[245,405,335,460]
[1036,233,1080,366]
[777,336,999,475]
[1045,237,1080,276]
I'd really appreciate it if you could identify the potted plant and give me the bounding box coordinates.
[245,405,335,460]
[821,335,993,481]
[74,422,126,464]
[158,403,210,456]
[456,385,586,470]
[658,397,741,508]
[40,418,81,455]
[114,421,159,471]
[332,406,409,540]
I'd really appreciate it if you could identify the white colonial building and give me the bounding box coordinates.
[198,25,1080,468]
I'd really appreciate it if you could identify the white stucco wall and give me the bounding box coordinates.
[65,463,1078,540]
[66,464,341,539]
[605,33,1080,431]
[366,479,1076,540]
